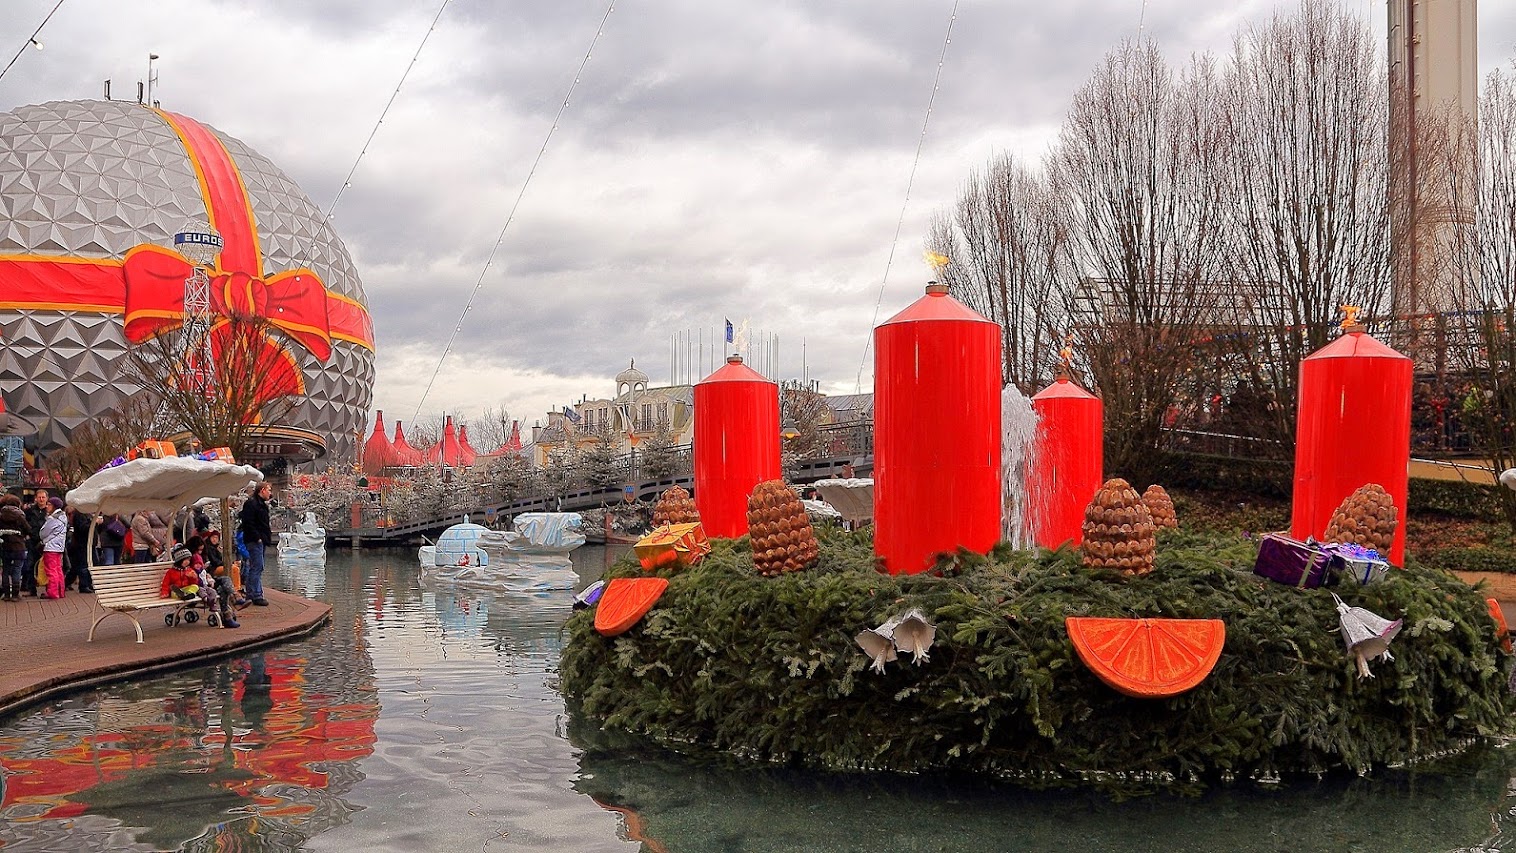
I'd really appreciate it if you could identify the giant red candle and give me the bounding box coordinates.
[874,282,1002,574]
[694,354,781,538]
[1291,328,1412,564]
[1028,375,1104,549]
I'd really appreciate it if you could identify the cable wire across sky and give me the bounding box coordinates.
[853,0,961,394]
[0,0,65,88]
[324,0,453,220]
[410,0,619,422]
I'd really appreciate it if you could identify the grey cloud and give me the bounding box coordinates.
[4,0,1516,424]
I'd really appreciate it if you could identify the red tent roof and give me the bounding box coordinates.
[362,410,397,473]
[457,425,478,466]
[504,420,522,452]
[390,421,424,466]
[425,416,468,467]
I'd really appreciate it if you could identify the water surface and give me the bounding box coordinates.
[2,547,1515,852]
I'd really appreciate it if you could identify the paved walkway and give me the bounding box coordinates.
[0,586,330,717]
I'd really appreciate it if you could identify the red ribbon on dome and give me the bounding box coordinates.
[122,244,333,361]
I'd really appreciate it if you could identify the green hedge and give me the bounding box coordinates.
[1423,546,1516,574]
[561,528,1515,792]
[1152,451,1510,524]
[1408,478,1510,522]
[1137,452,1293,500]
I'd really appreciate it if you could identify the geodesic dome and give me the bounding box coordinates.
[0,99,375,459]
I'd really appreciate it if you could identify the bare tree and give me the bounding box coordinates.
[1218,2,1395,447]
[779,380,829,460]
[43,396,160,487]
[927,153,1071,394]
[406,415,446,452]
[125,315,300,461]
[1441,69,1516,528]
[1048,41,1230,481]
[468,405,513,454]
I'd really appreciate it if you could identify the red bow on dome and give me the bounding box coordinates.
[121,244,333,362]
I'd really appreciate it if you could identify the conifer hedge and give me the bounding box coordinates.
[560,528,1515,788]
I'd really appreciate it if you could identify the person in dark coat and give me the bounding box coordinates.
[22,489,48,595]
[66,504,94,593]
[238,482,273,605]
[96,513,127,566]
[0,494,30,601]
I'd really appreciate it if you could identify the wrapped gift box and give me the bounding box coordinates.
[1253,533,1335,588]
[1326,543,1390,586]
[634,522,711,571]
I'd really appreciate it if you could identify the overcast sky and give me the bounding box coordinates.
[2,0,1515,436]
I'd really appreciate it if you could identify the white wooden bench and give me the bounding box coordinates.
[88,562,212,643]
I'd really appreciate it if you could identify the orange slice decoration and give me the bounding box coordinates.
[594,577,671,637]
[1487,598,1512,654]
[1065,616,1226,698]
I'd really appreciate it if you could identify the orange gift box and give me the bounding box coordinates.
[634,522,711,571]
[128,440,178,459]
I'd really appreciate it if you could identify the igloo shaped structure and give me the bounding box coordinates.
[0,99,376,460]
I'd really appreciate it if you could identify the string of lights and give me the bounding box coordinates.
[325,0,453,219]
[853,0,961,394]
[411,0,617,421]
[0,0,65,86]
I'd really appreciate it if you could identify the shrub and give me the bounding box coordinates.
[1408,479,1508,522]
[561,528,1515,792]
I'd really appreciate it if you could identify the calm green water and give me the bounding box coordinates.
[2,548,1516,852]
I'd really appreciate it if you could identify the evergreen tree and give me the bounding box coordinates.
[583,430,621,489]
[639,422,680,479]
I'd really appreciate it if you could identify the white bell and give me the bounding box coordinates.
[891,609,937,664]
[1332,593,1402,679]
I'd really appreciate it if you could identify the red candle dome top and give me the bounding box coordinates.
[880,282,996,326]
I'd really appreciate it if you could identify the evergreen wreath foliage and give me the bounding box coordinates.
[560,526,1515,789]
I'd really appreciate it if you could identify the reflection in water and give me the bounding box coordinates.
[3,545,1516,852]
[0,546,382,852]
[573,723,1516,852]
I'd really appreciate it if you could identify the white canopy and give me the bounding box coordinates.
[66,457,264,515]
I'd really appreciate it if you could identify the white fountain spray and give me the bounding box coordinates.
[1001,384,1040,549]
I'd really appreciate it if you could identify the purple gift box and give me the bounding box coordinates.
[1253,533,1335,588]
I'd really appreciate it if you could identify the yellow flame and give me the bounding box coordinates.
[1339,305,1361,329]
[924,250,950,269]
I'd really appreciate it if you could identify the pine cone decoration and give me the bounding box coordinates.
[652,485,700,528]
[1080,478,1157,575]
[1141,484,1178,530]
[1323,483,1398,556]
[747,479,820,577]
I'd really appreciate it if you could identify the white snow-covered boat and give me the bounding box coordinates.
[475,512,585,558]
[421,513,584,592]
[277,511,326,561]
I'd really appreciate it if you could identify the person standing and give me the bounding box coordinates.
[97,513,126,567]
[146,510,172,555]
[0,494,30,601]
[22,489,47,595]
[130,510,167,563]
[65,504,94,593]
[238,482,272,606]
[39,497,66,599]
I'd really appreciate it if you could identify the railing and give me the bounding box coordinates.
[1159,428,1286,459]
[332,449,875,542]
